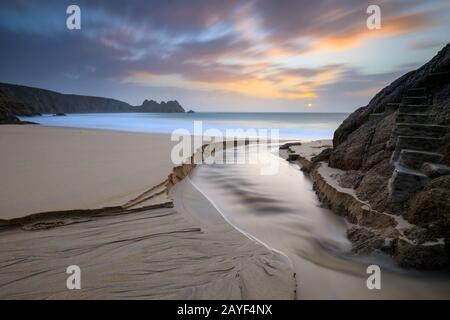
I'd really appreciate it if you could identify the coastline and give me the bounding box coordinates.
[0,124,296,299]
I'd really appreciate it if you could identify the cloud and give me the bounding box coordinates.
[408,38,448,50]
[0,0,449,111]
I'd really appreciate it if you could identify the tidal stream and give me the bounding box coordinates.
[173,144,450,299]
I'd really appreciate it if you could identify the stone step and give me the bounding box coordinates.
[396,123,448,138]
[392,136,444,162]
[421,163,450,178]
[398,149,443,170]
[385,103,400,113]
[406,87,426,97]
[399,104,431,114]
[425,72,450,86]
[396,113,432,124]
[388,163,430,201]
[401,96,429,105]
[369,113,384,120]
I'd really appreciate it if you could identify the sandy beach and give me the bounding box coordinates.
[0,125,295,299]
[0,125,178,219]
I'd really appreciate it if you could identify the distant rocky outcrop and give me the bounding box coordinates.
[323,43,450,269]
[0,82,186,122]
[139,99,185,113]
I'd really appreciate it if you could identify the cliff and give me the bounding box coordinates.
[322,43,450,269]
[0,82,185,120]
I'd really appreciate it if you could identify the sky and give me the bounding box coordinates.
[0,0,449,112]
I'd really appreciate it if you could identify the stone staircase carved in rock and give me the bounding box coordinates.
[385,77,450,201]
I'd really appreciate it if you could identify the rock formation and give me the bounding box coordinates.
[139,99,185,113]
[325,43,450,269]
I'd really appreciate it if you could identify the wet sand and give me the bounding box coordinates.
[0,125,295,299]
[0,125,177,219]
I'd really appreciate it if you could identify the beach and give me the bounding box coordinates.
[1,120,450,300]
[0,124,295,299]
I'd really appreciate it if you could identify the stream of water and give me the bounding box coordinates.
[175,143,450,299]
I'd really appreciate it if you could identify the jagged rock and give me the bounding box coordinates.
[336,170,362,189]
[355,158,393,210]
[406,176,450,234]
[279,142,302,150]
[403,226,440,245]
[393,239,448,269]
[347,226,394,255]
[287,154,299,161]
[53,113,67,116]
[329,112,396,171]
[311,148,332,162]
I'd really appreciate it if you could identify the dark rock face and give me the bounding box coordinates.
[347,226,392,255]
[325,43,450,269]
[331,43,450,172]
[330,44,450,209]
[0,82,186,117]
[406,176,450,236]
[394,239,448,270]
[311,147,332,162]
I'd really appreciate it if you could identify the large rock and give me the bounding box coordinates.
[322,43,450,269]
[311,147,332,163]
[394,239,448,269]
[331,43,450,170]
[330,43,450,207]
[406,176,450,236]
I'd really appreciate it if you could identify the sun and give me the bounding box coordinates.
[307,103,313,108]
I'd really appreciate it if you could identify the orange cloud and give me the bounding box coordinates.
[312,10,440,52]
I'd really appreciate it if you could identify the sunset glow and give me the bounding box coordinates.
[0,0,449,112]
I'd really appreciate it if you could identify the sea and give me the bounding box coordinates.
[19,112,349,140]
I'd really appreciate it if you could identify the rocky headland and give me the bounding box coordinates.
[283,43,450,270]
[0,82,186,124]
